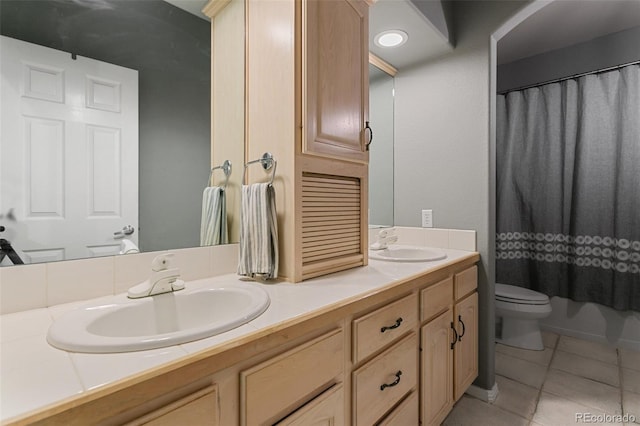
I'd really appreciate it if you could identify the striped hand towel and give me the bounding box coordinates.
[237,183,279,279]
[200,186,228,246]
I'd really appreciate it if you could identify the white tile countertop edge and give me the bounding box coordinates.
[0,248,476,422]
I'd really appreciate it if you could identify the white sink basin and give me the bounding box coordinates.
[47,282,270,353]
[369,245,447,262]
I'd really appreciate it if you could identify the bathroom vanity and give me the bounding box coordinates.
[1,249,478,426]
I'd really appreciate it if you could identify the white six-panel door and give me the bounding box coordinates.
[0,35,138,265]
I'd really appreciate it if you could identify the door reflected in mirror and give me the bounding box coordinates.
[368,61,395,227]
[0,0,242,267]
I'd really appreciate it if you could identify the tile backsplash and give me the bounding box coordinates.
[1,228,474,316]
[368,227,477,251]
[0,244,239,315]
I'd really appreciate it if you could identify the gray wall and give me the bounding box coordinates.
[498,26,640,93]
[0,0,211,252]
[393,1,525,390]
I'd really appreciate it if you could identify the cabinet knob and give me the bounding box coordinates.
[380,317,403,333]
[380,370,402,391]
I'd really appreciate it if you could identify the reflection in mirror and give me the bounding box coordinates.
[368,61,395,227]
[0,0,239,267]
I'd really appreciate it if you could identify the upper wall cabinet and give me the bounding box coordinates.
[238,0,371,281]
[304,0,370,163]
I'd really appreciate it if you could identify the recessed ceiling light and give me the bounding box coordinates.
[374,30,408,48]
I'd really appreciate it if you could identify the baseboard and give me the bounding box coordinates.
[465,382,499,403]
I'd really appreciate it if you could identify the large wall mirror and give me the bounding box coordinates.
[368,57,395,228]
[0,0,242,267]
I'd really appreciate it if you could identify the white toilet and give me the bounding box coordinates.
[495,283,552,350]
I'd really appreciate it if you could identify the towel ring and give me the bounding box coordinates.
[243,152,277,186]
[208,160,232,189]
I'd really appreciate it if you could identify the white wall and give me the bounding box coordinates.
[393,1,525,390]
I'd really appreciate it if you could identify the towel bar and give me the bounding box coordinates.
[243,152,277,186]
[208,160,232,188]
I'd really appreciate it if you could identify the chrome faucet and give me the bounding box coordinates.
[127,253,185,298]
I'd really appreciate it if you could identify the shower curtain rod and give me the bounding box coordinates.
[498,59,640,95]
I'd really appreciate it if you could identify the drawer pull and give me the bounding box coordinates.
[450,322,458,350]
[380,370,402,391]
[380,318,403,333]
[458,315,466,341]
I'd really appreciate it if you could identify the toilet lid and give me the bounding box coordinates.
[495,284,549,304]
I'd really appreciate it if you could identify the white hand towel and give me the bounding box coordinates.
[237,183,279,279]
[200,186,228,246]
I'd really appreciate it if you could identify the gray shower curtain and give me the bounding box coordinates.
[496,64,640,312]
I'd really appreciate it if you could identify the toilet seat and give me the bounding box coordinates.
[495,284,549,305]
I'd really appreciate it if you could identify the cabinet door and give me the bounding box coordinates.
[304,0,369,163]
[454,292,478,401]
[277,384,344,426]
[420,309,453,426]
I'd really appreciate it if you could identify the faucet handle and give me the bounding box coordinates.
[151,253,175,271]
[378,227,396,239]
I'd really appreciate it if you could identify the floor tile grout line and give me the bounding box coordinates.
[529,333,560,425]
[550,341,623,389]
[619,347,626,419]
[491,373,538,422]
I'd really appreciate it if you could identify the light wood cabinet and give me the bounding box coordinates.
[420,266,478,426]
[454,292,479,401]
[351,293,419,425]
[352,333,418,426]
[244,0,371,282]
[303,0,369,163]
[421,310,454,426]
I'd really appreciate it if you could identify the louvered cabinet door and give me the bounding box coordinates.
[300,172,365,280]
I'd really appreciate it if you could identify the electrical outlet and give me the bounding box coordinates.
[421,209,433,228]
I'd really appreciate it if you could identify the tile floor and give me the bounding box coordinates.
[444,332,640,426]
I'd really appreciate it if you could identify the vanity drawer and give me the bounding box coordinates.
[353,293,417,363]
[241,329,344,426]
[421,277,453,322]
[352,333,418,426]
[378,391,419,426]
[454,266,477,300]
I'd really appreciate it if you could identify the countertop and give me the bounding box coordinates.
[0,248,478,422]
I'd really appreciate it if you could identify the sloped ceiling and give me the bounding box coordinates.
[498,0,640,65]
